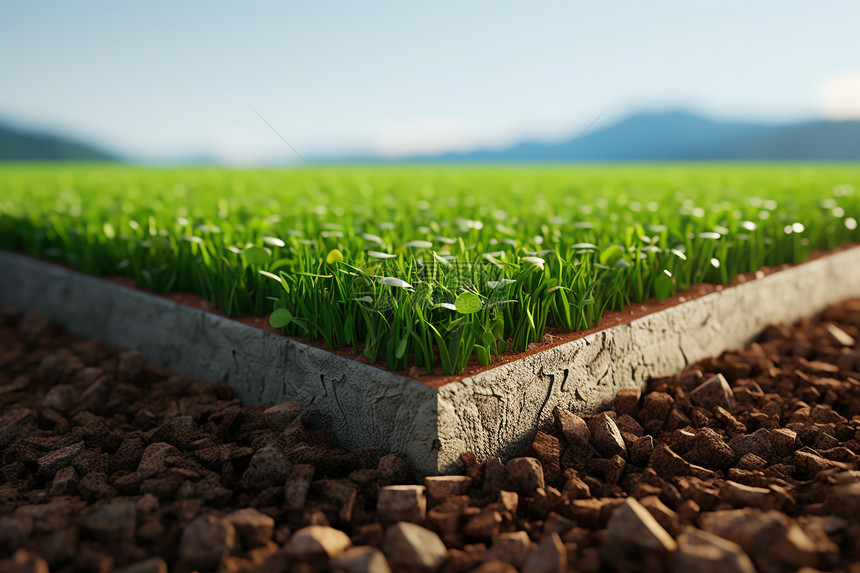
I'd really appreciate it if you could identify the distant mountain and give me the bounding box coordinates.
[0,123,118,162]
[330,110,860,163]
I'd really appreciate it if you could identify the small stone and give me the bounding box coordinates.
[37,441,85,479]
[639,496,679,535]
[48,466,79,497]
[0,409,36,449]
[487,531,535,568]
[137,442,180,479]
[735,453,767,471]
[649,443,714,479]
[37,354,70,385]
[179,514,238,570]
[472,561,517,573]
[330,546,391,573]
[1,550,49,573]
[683,428,735,469]
[699,509,786,556]
[522,532,566,573]
[505,457,545,494]
[553,406,591,450]
[226,508,275,549]
[285,525,351,562]
[562,475,590,499]
[613,389,641,417]
[462,510,502,540]
[243,444,291,489]
[77,472,116,502]
[117,350,145,383]
[42,385,77,413]
[675,528,756,573]
[587,412,627,459]
[115,558,168,573]
[424,476,472,500]
[728,429,774,462]
[721,481,779,510]
[284,464,314,511]
[768,428,798,457]
[640,391,674,423]
[690,374,734,410]
[377,454,413,486]
[630,435,655,466]
[605,498,677,555]
[262,402,301,432]
[377,485,427,525]
[383,522,447,572]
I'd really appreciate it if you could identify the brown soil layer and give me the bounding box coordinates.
[1,302,860,572]
[94,244,860,388]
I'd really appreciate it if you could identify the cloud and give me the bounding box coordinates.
[818,74,860,120]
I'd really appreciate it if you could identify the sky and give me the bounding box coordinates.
[2,0,860,164]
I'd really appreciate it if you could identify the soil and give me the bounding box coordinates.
[1,301,859,572]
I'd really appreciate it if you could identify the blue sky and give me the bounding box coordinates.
[2,0,860,163]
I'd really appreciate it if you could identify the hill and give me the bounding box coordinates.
[0,123,118,162]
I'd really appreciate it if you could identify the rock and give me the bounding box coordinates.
[640,391,674,423]
[768,428,798,457]
[824,481,860,518]
[522,532,566,573]
[37,441,85,479]
[78,375,113,413]
[639,496,680,535]
[613,389,641,417]
[587,412,627,459]
[179,514,238,570]
[285,525,351,562]
[0,409,36,449]
[262,402,301,432]
[330,546,391,573]
[690,374,734,410]
[151,416,196,446]
[472,561,517,573]
[630,435,655,465]
[424,476,472,500]
[383,522,446,572]
[377,485,427,525]
[721,481,780,510]
[674,528,756,573]
[243,444,291,489]
[462,510,502,540]
[486,531,535,569]
[552,406,591,450]
[606,498,677,556]
[649,443,715,479]
[115,558,168,573]
[226,508,275,549]
[825,322,855,346]
[41,385,77,413]
[505,457,545,494]
[48,466,79,497]
[137,442,180,479]
[683,428,735,469]
[562,475,590,499]
[117,350,146,383]
[77,472,116,502]
[531,431,562,481]
[728,429,774,461]
[284,464,314,511]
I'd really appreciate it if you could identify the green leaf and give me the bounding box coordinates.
[269,308,294,328]
[455,292,482,314]
[244,246,271,266]
[599,245,623,266]
[395,337,408,360]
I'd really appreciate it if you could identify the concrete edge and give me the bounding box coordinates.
[435,246,860,471]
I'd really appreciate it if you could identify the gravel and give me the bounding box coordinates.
[0,300,859,571]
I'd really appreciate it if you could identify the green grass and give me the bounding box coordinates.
[1,163,859,374]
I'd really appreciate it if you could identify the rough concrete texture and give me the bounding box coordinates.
[3,248,860,475]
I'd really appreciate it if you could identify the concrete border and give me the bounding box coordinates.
[3,248,860,474]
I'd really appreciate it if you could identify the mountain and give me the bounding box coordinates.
[332,110,860,163]
[0,123,118,162]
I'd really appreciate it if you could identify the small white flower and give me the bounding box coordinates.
[380,277,413,289]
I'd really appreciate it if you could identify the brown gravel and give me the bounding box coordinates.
[1,301,860,572]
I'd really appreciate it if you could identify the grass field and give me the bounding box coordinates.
[1,164,858,374]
